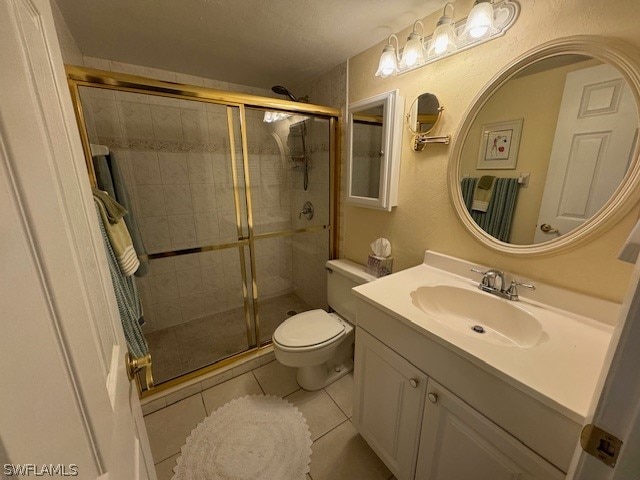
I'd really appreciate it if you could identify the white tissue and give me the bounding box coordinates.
[370,238,391,258]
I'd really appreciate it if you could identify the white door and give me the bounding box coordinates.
[568,225,640,480]
[416,380,564,480]
[534,63,638,243]
[0,1,155,478]
[353,328,427,480]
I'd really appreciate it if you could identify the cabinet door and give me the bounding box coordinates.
[353,328,427,480]
[416,380,565,480]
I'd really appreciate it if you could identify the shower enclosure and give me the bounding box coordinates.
[67,66,339,392]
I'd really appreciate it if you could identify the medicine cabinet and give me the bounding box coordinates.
[347,90,403,211]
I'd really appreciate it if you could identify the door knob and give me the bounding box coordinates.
[428,392,438,403]
[409,378,419,388]
[126,352,154,388]
[540,223,560,234]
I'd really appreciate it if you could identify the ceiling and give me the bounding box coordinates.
[57,0,447,89]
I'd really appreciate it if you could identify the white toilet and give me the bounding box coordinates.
[272,259,376,391]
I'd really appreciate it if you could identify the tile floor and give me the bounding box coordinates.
[145,293,313,383]
[145,360,393,480]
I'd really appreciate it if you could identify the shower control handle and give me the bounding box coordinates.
[298,201,314,220]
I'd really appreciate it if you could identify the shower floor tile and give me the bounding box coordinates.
[258,292,314,344]
[145,292,313,384]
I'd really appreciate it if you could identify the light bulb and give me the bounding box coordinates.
[401,31,425,68]
[465,1,493,39]
[431,22,456,55]
[375,42,398,78]
[428,3,457,57]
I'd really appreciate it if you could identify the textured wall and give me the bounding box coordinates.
[344,0,640,303]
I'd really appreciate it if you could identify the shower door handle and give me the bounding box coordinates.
[126,352,154,388]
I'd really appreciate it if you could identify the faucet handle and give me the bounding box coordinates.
[506,280,535,300]
[510,280,535,290]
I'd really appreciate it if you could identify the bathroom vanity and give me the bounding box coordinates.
[352,251,616,480]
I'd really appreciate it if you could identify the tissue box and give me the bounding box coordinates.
[366,254,393,278]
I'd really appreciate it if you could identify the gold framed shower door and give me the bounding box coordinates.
[66,66,340,396]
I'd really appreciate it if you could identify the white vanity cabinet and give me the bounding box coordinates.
[353,328,427,480]
[417,380,564,480]
[353,306,569,480]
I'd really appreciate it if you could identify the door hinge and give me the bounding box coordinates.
[580,424,623,467]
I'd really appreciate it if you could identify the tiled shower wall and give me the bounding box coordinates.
[80,56,339,335]
[290,64,348,309]
[81,57,299,333]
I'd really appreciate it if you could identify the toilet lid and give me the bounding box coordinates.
[273,310,345,348]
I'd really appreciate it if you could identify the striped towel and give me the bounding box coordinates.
[93,191,140,276]
[94,199,148,358]
[471,175,496,212]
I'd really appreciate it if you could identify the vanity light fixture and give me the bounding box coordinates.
[429,4,457,56]
[375,34,400,78]
[400,21,426,68]
[464,0,494,39]
[375,0,519,78]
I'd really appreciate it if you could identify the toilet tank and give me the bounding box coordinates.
[326,259,376,323]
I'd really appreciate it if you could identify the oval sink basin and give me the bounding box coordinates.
[410,285,543,348]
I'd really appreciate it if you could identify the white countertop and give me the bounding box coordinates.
[352,255,616,424]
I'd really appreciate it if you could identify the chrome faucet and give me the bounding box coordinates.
[471,268,535,301]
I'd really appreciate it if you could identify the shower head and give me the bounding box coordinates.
[271,85,298,102]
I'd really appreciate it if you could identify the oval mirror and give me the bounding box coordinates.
[449,37,640,256]
[407,93,442,135]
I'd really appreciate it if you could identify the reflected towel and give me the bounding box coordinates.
[472,175,496,212]
[94,192,140,276]
[461,177,520,243]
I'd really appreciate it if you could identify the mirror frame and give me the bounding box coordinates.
[406,93,443,136]
[448,35,640,256]
[347,89,403,211]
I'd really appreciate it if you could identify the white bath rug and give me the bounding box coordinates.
[172,395,312,480]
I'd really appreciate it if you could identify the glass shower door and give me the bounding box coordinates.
[244,107,333,345]
[77,86,255,384]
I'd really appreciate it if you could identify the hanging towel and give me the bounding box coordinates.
[461,177,520,243]
[94,199,148,358]
[472,175,496,212]
[94,192,140,276]
[93,153,149,277]
[92,188,127,224]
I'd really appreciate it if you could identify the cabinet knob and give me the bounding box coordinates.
[428,392,438,403]
[409,378,419,388]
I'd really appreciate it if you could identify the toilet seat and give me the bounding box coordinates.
[273,309,345,350]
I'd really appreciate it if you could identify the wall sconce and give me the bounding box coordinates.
[374,0,519,78]
[375,35,400,78]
